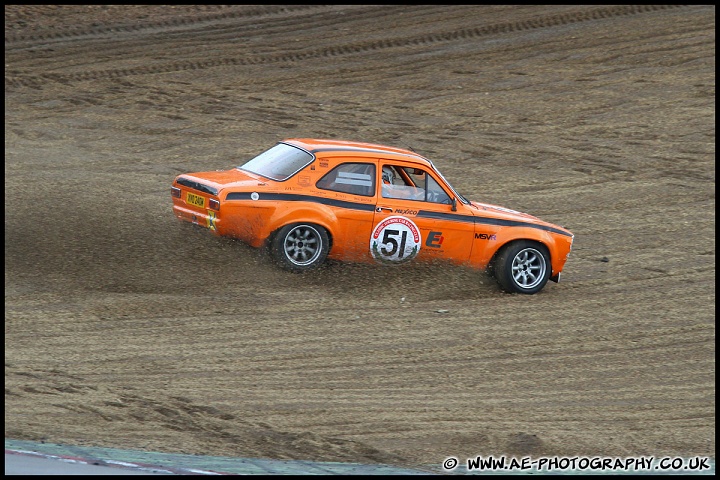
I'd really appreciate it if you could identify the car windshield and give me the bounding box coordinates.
[238,143,314,181]
[430,164,470,204]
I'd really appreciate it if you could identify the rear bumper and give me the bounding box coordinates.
[172,204,220,233]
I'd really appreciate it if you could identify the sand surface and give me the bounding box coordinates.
[5,5,715,469]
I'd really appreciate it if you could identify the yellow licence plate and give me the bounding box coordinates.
[186,192,205,208]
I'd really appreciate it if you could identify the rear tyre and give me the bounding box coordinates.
[494,241,550,294]
[270,223,330,272]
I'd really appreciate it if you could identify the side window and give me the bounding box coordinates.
[381,165,451,204]
[425,174,452,204]
[316,163,376,196]
[381,165,425,200]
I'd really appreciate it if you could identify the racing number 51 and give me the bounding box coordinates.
[380,229,408,259]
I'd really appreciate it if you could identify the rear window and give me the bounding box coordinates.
[239,143,314,181]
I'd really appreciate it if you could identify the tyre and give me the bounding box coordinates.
[494,241,550,294]
[270,223,330,272]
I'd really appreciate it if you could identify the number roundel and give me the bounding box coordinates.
[370,216,421,264]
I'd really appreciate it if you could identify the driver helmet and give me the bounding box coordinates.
[382,166,396,184]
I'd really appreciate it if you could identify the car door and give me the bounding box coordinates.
[371,161,476,266]
[314,160,378,262]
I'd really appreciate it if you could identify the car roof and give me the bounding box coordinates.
[283,138,433,166]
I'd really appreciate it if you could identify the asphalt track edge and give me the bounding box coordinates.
[4,439,437,475]
[5,439,715,475]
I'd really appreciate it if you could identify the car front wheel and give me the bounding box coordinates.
[271,223,330,272]
[494,241,550,294]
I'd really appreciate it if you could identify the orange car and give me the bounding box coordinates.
[171,139,574,294]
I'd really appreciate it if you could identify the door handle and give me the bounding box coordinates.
[375,207,393,213]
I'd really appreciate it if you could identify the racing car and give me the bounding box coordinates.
[171,138,574,294]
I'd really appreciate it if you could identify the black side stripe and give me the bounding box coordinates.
[225,192,375,211]
[417,210,573,237]
[225,192,571,237]
[415,210,474,224]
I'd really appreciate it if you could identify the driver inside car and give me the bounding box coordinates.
[381,166,425,200]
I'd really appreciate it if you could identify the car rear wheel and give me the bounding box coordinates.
[271,223,330,272]
[494,241,550,294]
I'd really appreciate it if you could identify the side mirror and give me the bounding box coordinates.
[451,197,457,212]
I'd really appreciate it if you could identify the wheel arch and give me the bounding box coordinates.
[265,215,335,253]
[487,237,552,276]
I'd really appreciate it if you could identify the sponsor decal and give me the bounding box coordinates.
[251,192,260,201]
[394,208,419,216]
[475,232,497,240]
[426,231,445,248]
[298,175,311,187]
[207,211,217,231]
[319,161,329,168]
[370,216,421,264]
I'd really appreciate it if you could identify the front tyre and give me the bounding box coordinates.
[494,241,550,294]
[271,223,330,272]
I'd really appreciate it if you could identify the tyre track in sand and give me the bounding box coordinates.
[5,5,689,89]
